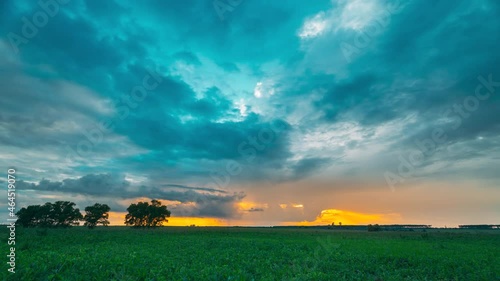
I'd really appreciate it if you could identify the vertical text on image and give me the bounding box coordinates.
[7,168,16,274]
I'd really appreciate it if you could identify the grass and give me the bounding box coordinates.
[0,227,498,280]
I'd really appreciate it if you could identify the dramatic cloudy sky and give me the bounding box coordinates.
[1,0,499,226]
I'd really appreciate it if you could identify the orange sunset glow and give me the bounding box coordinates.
[284,209,402,226]
[108,206,403,227]
[108,212,229,226]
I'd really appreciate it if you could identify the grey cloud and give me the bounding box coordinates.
[17,173,245,218]
[162,184,228,194]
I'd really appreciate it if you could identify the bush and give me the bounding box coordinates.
[368,224,382,232]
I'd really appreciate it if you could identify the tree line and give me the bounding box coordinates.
[458,224,500,229]
[15,199,171,228]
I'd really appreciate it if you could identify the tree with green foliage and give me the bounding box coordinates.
[51,201,83,227]
[16,201,83,227]
[125,199,171,227]
[37,203,55,227]
[16,205,44,227]
[83,203,111,229]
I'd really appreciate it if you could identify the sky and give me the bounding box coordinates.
[0,0,499,227]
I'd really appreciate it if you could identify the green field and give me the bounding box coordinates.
[1,227,499,281]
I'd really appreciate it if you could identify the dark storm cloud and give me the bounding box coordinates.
[267,0,500,136]
[168,194,245,218]
[316,74,383,123]
[0,0,298,184]
[365,1,500,177]
[162,184,228,194]
[17,174,130,195]
[288,0,499,152]
[17,174,245,218]
[16,174,235,200]
[291,157,333,180]
[1,0,152,99]
[172,51,202,66]
[217,62,240,73]
[83,0,127,20]
[129,0,331,64]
